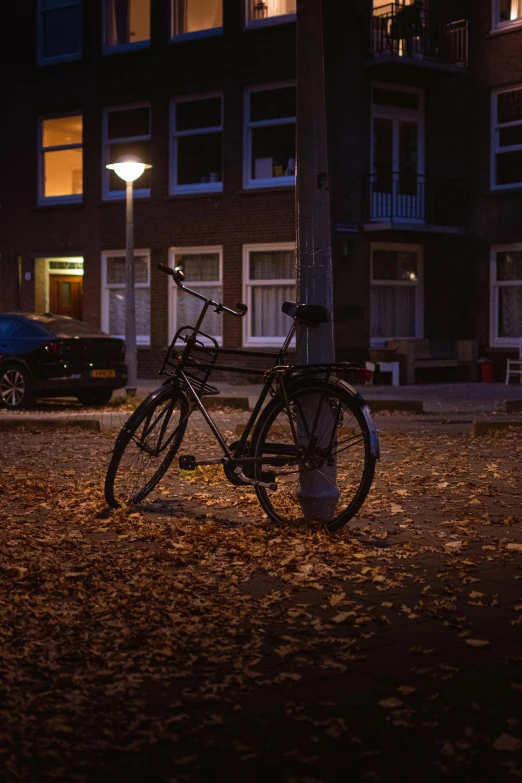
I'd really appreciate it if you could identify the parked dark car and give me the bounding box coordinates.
[0,313,127,409]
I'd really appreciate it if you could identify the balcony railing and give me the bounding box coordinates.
[368,172,468,227]
[370,4,468,68]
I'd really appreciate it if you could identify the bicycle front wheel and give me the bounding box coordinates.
[105,384,189,508]
[251,379,376,532]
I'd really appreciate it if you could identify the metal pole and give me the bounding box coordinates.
[295,0,339,520]
[125,179,137,396]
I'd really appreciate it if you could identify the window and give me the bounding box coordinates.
[38,0,82,64]
[492,86,522,189]
[101,251,151,345]
[39,115,83,204]
[169,247,223,343]
[103,105,151,199]
[104,0,150,50]
[490,244,522,346]
[170,95,223,193]
[244,85,296,189]
[245,0,296,27]
[370,243,423,344]
[243,243,296,346]
[172,0,222,38]
[493,0,522,29]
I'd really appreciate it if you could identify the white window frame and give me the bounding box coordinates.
[370,242,424,347]
[491,85,522,191]
[102,0,151,53]
[242,242,296,347]
[244,0,296,29]
[168,246,223,345]
[490,242,522,347]
[38,0,82,65]
[169,93,223,194]
[101,250,151,345]
[170,0,223,41]
[102,104,151,200]
[492,0,522,31]
[243,82,296,190]
[38,113,83,206]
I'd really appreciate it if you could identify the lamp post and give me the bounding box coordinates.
[106,154,151,396]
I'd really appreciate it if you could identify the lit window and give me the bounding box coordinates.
[101,251,151,345]
[370,244,423,344]
[244,85,296,189]
[104,0,150,50]
[39,115,83,204]
[490,245,522,346]
[494,0,522,27]
[172,0,222,37]
[169,247,223,343]
[38,0,82,64]
[170,95,223,193]
[103,105,151,199]
[245,0,296,26]
[243,244,296,346]
[492,86,522,189]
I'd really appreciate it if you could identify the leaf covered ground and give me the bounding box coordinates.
[0,425,522,782]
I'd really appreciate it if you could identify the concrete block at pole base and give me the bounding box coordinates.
[297,475,340,522]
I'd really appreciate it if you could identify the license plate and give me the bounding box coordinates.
[91,369,116,378]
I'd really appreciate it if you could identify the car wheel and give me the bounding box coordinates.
[0,365,34,409]
[77,390,114,407]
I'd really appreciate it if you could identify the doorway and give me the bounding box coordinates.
[49,275,83,319]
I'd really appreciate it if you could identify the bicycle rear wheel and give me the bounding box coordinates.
[105,384,189,508]
[251,379,376,532]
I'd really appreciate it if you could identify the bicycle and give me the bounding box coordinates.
[104,264,380,532]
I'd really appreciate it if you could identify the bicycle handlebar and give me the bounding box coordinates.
[157,264,248,318]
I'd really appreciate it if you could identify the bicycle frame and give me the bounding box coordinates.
[154,265,378,485]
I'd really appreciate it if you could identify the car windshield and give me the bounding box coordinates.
[31,316,106,338]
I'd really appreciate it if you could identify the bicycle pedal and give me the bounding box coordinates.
[179,455,196,470]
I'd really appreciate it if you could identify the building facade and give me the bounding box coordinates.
[1,0,521,379]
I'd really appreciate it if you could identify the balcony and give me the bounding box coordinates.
[365,172,468,232]
[368,4,468,72]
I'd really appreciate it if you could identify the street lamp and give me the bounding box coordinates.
[106,154,151,396]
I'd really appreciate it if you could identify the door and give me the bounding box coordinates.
[49,275,83,320]
[372,111,424,222]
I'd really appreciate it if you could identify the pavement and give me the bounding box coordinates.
[1,381,522,434]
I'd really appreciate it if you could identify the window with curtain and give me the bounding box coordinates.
[492,86,522,188]
[495,0,522,26]
[40,115,83,203]
[370,245,422,342]
[104,0,150,49]
[170,96,223,193]
[169,248,223,343]
[39,0,82,63]
[491,246,522,345]
[246,0,296,25]
[101,252,151,345]
[103,105,151,198]
[245,85,296,188]
[243,245,296,345]
[172,0,222,37]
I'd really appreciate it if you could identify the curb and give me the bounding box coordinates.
[0,416,101,432]
[205,396,250,411]
[368,400,424,414]
[504,400,522,413]
[472,420,522,436]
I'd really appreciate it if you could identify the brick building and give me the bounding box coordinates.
[1,0,521,379]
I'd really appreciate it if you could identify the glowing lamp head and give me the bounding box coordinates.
[106,154,151,183]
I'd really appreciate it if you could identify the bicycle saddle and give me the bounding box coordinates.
[282,301,330,326]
